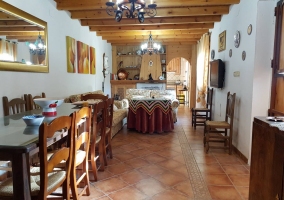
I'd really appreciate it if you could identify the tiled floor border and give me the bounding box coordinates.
[177,130,212,200]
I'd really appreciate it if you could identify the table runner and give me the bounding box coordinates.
[129,98,172,115]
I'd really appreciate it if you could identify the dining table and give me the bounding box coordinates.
[0,103,79,200]
[127,98,174,133]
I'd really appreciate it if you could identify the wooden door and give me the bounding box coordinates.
[270,1,284,114]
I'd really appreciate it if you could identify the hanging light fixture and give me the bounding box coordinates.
[106,0,157,23]
[28,34,46,55]
[141,33,161,55]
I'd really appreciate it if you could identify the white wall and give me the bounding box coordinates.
[0,0,112,116]
[209,0,276,161]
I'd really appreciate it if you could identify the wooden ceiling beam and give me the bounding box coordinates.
[70,6,229,19]
[0,31,44,36]
[102,34,203,40]
[111,41,197,46]
[107,38,199,43]
[55,0,239,10]
[0,12,18,20]
[90,23,214,31]
[96,29,208,36]
[0,27,44,32]
[0,20,34,26]
[6,36,45,40]
[81,15,221,26]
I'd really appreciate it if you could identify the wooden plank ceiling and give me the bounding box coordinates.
[53,0,240,46]
[0,11,45,42]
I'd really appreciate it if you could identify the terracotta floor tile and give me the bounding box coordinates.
[79,185,105,199]
[222,165,250,174]
[216,156,244,165]
[172,165,189,177]
[107,162,133,175]
[189,143,205,150]
[96,196,111,200]
[194,155,218,164]
[173,180,194,198]
[208,185,242,200]
[202,174,233,186]
[134,178,168,196]
[124,157,150,169]
[130,149,153,157]
[171,155,185,164]
[155,149,180,158]
[138,164,169,176]
[119,144,142,152]
[108,186,148,200]
[104,157,122,166]
[235,186,249,199]
[142,153,167,163]
[156,159,184,170]
[198,163,225,174]
[95,170,115,181]
[94,177,128,194]
[151,189,189,200]
[154,171,187,186]
[114,152,137,161]
[119,170,150,184]
[228,174,250,186]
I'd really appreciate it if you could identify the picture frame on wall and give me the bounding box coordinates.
[218,30,226,52]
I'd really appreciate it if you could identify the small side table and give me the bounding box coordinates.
[178,89,189,106]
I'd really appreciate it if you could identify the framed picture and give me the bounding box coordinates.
[66,36,76,73]
[218,30,226,52]
[77,41,89,74]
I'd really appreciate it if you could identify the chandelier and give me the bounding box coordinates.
[106,0,157,23]
[28,35,46,55]
[141,33,161,55]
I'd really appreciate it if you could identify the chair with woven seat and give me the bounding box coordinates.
[3,96,29,116]
[191,88,213,129]
[70,106,92,199]
[88,101,106,181]
[204,92,236,154]
[27,92,46,110]
[81,93,108,103]
[0,115,74,199]
[103,97,114,165]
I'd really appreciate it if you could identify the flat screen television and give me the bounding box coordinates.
[209,59,225,88]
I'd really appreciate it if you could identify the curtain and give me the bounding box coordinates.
[0,40,17,61]
[196,33,210,107]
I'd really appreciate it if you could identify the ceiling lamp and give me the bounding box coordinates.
[141,33,161,55]
[106,0,157,23]
[28,35,46,55]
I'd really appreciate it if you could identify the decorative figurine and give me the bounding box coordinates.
[148,73,153,80]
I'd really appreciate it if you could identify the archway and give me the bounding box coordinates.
[166,57,191,107]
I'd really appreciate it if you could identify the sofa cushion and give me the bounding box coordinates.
[125,89,151,99]
[69,90,104,103]
[112,109,127,126]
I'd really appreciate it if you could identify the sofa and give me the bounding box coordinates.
[64,90,128,138]
[125,89,179,122]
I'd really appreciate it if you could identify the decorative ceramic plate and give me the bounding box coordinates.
[266,117,284,122]
[234,31,240,48]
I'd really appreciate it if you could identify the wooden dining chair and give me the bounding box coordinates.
[70,106,91,199]
[88,101,106,181]
[27,92,46,110]
[103,97,114,165]
[0,115,74,199]
[204,92,236,154]
[191,87,214,129]
[81,93,108,102]
[3,95,29,116]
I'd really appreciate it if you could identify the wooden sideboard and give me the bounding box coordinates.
[249,117,284,200]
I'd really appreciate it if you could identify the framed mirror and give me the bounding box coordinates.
[0,1,48,73]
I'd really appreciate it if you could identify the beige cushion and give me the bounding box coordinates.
[113,104,118,111]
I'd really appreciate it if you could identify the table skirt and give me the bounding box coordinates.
[127,107,174,133]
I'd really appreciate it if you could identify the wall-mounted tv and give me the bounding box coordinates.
[209,59,225,88]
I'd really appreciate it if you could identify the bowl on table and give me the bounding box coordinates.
[22,115,45,126]
[33,98,64,116]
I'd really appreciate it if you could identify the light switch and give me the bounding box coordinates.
[233,71,240,77]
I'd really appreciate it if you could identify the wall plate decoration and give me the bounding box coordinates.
[211,49,215,60]
[247,24,252,35]
[218,30,226,52]
[229,49,232,57]
[149,60,153,66]
[159,75,164,80]
[242,51,246,61]
[234,31,241,48]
